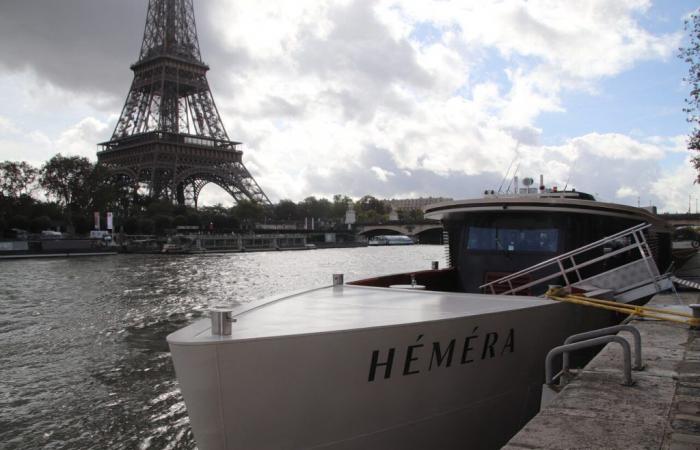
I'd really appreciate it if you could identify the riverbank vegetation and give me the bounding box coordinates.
[682,9,700,179]
[0,155,424,237]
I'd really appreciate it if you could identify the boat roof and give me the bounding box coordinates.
[167,285,551,345]
[424,195,669,230]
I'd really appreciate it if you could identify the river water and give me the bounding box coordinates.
[0,246,444,449]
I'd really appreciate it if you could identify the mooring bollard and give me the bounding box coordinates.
[333,274,344,286]
[690,304,700,330]
[210,307,236,336]
[431,261,439,270]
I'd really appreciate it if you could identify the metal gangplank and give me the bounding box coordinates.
[479,223,673,302]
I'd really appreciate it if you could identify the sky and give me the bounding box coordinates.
[0,0,699,213]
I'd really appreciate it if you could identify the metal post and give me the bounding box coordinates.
[210,307,235,336]
[333,273,344,286]
[431,261,439,270]
[562,325,643,371]
[545,335,633,386]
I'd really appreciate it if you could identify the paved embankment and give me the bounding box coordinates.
[504,291,700,450]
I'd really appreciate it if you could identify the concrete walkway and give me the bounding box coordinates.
[504,291,700,450]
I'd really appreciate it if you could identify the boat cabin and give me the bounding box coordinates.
[352,186,672,296]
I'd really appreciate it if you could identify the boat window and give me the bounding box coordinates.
[467,227,558,253]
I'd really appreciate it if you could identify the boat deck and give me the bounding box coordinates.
[167,285,552,344]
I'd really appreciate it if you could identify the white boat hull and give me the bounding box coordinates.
[169,288,613,449]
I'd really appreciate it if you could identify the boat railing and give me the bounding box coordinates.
[479,222,657,295]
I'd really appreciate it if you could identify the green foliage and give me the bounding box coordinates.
[355,195,389,223]
[153,214,173,235]
[331,194,351,218]
[73,215,93,234]
[231,200,265,225]
[0,153,427,235]
[9,215,29,230]
[173,215,188,227]
[138,218,155,235]
[399,208,424,222]
[185,213,201,226]
[298,196,333,218]
[124,216,140,234]
[0,161,38,198]
[147,199,176,216]
[273,199,300,220]
[682,10,700,180]
[40,154,94,207]
[30,215,53,233]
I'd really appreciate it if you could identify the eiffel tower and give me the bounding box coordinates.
[97,0,270,207]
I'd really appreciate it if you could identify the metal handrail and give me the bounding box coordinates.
[545,335,633,387]
[480,222,652,295]
[562,325,643,371]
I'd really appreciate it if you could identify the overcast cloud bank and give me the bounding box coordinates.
[0,0,697,212]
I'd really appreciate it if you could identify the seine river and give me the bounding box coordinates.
[0,246,444,449]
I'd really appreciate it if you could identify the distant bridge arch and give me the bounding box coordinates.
[662,214,700,227]
[356,223,443,243]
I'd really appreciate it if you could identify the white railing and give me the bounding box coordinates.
[479,222,656,295]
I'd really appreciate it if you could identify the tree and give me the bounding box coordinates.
[0,161,38,198]
[298,196,333,219]
[274,199,300,221]
[331,194,351,218]
[72,215,93,234]
[124,216,140,234]
[40,154,94,207]
[138,217,155,235]
[153,214,174,235]
[232,199,265,229]
[355,195,389,223]
[30,215,53,233]
[9,214,29,231]
[682,10,700,180]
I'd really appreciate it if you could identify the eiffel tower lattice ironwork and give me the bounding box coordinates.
[97,0,270,207]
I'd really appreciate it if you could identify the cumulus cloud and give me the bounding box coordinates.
[55,117,110,160]
[0,0,693,212]
[0,115,19,134]
[0,117,110,167]
[370,166,395,182]
[616,186,640,199]
[651,156,700,213]
[0,0,144,106]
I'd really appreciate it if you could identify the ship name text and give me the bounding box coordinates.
[367,327,515,382]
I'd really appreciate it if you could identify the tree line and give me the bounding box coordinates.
[0,155,423,237]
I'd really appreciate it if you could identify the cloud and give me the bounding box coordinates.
[651,156,700,213]
[370,166,395,182]
[567,132,665,160]
[616,186,640,198]
[55,117,110,160]
[383,0,679,79]
[0,0,144,106]
[0,116,110,167]
[0,0,692,213]
[0,115,19,134]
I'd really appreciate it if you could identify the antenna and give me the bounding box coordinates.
[498,142,520,194]
[563,159,577,191]
[504,162,521,194]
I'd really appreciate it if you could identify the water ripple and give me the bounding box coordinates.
[0,247,444,449]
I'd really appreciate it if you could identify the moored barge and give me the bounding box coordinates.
[168,180,673,449]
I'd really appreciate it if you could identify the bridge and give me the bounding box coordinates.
[355,222,443,244]
[661,213,700,227]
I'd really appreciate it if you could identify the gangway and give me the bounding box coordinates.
[479,223,673,303]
